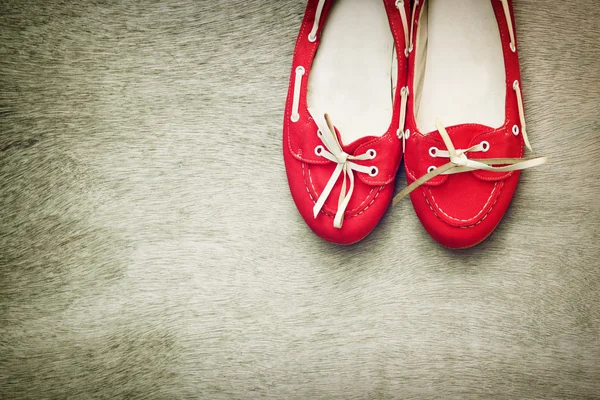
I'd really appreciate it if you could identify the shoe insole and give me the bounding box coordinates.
[417,0,506,133]
[307,0,395,145]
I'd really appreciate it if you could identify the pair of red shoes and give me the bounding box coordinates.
[283,0,546,248]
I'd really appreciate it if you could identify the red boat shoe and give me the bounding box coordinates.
[395,0,546,248]
[283,0,413,244]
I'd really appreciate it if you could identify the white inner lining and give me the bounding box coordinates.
[416,0,506,133]
[307,0,395,145]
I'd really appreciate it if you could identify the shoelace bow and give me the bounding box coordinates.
[313,114,377,229]
[392,119,547,206]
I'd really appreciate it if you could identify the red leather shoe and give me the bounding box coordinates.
[396,0,546,248]
[283,0,412,244]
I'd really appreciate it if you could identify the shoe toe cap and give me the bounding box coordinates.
[286,160,393,245]
[411,172,520,248]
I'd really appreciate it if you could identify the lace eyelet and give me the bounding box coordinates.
[368,149,377,159]
[314,145,324,156]
[296,66,305,74]
[480,141,490,152]
[512,125,520,136]
[429,147,438,157]
[396,129,403,139]
[404,129,411,139]
[427,166,436,173]
[513,80,519,90]
[369,167,379,177]
[291,114,299,122]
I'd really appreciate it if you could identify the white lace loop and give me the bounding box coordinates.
[500,0,517,52]
[313,114,377,229]
[395,0,410,56]
[499,0,532,151]
[290,66,305,122]
[513,80,532,151]
[408,0,419,53]
[392,118,547,205]
[499,3,532,151]
[398,86,409,151]
[309,0,327,42]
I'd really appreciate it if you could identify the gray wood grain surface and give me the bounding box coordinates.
[1,1,599,398]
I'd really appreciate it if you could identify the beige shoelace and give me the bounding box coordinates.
[392,119,547,205]
[395,0,410,56]
[513,80,532,151]
[308,0,327,42]
[396,0,419,56]
[313,114,378,229]
[397,87,410,150]
[500,0,517,52]
[395,0,419,146]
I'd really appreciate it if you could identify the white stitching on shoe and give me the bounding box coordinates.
[304,162,385,219]
[421,181,504,229]
[303,162,334,218]
[353,188,384,216]
[427,182,499,223]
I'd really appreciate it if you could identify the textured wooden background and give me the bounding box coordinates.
[1,1,599,398]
